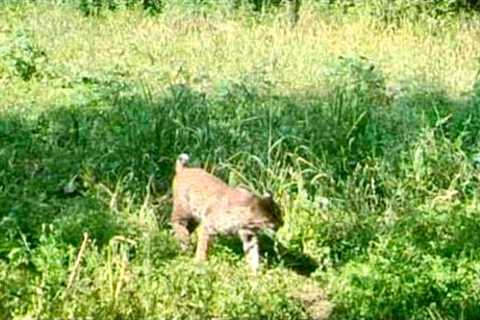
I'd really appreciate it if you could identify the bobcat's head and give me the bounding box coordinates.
[250,192,283,232]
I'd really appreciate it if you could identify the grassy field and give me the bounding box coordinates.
[1,1,480,319]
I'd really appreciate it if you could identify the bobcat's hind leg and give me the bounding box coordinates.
[171,204,193,251]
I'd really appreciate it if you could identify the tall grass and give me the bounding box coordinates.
[1,1,480,319]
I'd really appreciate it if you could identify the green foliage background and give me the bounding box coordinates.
[1,1,480,319]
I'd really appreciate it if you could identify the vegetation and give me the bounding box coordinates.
[1,1,480,319]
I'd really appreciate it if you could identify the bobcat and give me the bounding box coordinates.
[171,153,282,271]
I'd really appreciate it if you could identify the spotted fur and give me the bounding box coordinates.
[171,153,282,271]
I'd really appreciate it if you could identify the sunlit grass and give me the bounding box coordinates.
[2,2,478,108]
[1,2,480,319]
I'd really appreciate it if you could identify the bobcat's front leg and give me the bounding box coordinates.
[195,223,211,262]
[239,229,260,271]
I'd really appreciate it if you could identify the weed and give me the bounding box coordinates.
[1,2,480,319]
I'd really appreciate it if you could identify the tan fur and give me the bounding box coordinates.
[171,153,282,271]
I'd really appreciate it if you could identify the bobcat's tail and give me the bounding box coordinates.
[176,153,190,172]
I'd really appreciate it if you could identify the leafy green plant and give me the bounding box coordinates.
[323,55,387,104]
[1,3,480,320]
[328,238,480,319]
[0,31,48,81]
[335,0,479,24]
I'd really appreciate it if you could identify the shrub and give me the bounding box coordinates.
[0,31,48,81]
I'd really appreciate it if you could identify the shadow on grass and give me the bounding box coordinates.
[1,77,479,268]
[261,235,319,276]
[214,235,319,276]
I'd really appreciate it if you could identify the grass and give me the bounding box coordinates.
[1,1,480,319]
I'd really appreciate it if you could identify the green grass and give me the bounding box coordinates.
[1,1,480,319]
